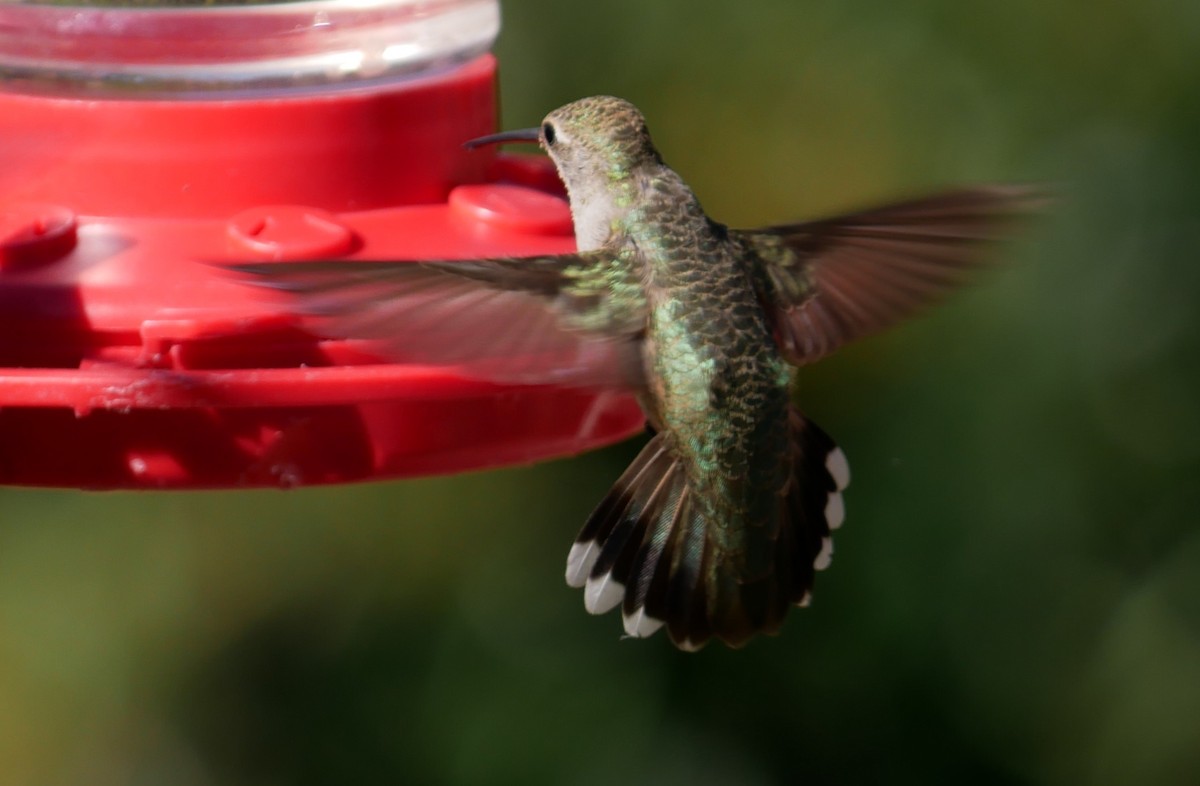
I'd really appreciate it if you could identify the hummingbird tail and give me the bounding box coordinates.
[564,410,849,650]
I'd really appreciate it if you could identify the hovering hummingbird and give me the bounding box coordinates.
[232,95,1039,650]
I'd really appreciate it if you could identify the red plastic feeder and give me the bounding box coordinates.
[0,0,643,489]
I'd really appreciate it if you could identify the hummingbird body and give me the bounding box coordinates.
[233,96,1038,649]
[630,207,799,644]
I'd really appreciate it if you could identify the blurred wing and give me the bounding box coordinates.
[230,251,648,387]
[739,185,1045,364]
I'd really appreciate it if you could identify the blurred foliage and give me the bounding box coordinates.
[3,0,1200,784]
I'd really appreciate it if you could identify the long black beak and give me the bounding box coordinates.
[463,127,541,150]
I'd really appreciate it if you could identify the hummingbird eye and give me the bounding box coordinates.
[542,122,557,146]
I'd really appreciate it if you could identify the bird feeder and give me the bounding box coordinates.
[0,0,643,489]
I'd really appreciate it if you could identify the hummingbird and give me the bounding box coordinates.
[232,95,1039,650]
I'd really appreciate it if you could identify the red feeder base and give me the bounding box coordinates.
[0,53,644,489]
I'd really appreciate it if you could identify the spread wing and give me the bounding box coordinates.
[739,185,1046,365]
[229,250,648,388]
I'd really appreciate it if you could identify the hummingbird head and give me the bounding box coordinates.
[466,96,667,250]
[537,96,664,188]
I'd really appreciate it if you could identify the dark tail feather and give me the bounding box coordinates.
[565,410,850,650]
[781,411,849,609]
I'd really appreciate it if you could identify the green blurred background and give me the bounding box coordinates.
[3,0,1199,783]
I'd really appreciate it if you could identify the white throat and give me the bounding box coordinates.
[563,176,627,252]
